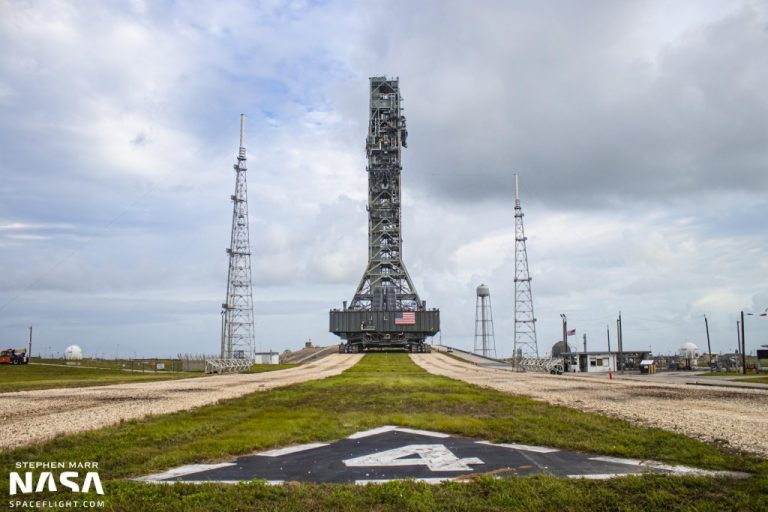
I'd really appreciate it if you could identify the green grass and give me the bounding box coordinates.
[700,371,767,376]
[734,376,768,384]
[1,353,765,511]
[0,363,199,392]
[245,363,299,373]
[71,475,768,512]
[34,357,191,372]
[700,371,768,382]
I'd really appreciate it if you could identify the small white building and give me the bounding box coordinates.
[253,352,279,364]
[564,352,617,373]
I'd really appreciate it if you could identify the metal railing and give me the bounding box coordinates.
[515,357,563,374]
[204,358,255,374]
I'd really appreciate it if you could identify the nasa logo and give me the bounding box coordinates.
[9,466,104,496]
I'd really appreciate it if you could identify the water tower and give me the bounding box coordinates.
[474,284,496,358]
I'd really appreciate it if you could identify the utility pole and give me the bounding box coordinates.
[583,333,587,354]
[606,324,611,352]
[560,314,567,348]
[704,315,712,372]
[220,310,225,358]
[617,311,623,374]
[28,326,32,360]
[737,319,741,359]
[740,311,748,375]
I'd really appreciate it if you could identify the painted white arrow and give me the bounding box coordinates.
[343,444,484,472]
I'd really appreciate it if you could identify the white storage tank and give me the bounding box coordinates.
[64,345,83,360]
[679,341,699,359]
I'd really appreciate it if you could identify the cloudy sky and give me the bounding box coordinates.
[1,0,767,359]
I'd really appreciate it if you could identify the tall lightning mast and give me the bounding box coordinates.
[221,114,255,359]
[513,174,539,362]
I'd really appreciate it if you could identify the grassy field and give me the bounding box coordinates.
[699,371,768,383]
[1,353,765,511]
[33,357,191,372]
[700,371,767,377]
[735,376,768,384]
[0,364,200,392]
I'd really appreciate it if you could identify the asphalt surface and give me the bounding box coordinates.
[137,427,747,484]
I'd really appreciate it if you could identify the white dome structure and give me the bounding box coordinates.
[64,345,83,361]
[678,342,699,359]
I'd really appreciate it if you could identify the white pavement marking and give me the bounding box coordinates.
[134,463,236,482]
[344,444,484,471]
[355,478,451,485]
[347,426,399,439]
[393,427,451,438]
[256,442,329,457]
[589,456,751,478]
[567,473,633,480]
[348,426,450,439]
[476,440,559,453]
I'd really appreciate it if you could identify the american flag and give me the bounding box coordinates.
[567,329,576,336]
[395,311,416,325]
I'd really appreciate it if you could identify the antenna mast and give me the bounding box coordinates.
[513,174,539,365]
[221,114,255,359]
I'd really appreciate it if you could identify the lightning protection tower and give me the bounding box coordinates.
[513,174,539,363]
[474,284,496,358]
[329,77,439,353]
[221,114,255,360]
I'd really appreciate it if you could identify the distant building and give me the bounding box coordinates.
[253,352,279,364]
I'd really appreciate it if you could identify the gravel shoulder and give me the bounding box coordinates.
[0,354,361,450]
[412,353,768,458]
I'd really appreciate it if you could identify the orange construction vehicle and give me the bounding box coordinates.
[0,348,28,365]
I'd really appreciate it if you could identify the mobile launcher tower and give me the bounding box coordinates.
[330,77,439,353]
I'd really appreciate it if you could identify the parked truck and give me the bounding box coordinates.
[0,348,29,365]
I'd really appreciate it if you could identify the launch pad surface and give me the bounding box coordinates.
[138,426,747,484]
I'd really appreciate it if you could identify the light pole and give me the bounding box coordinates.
[741,311,754,375]
[560,313,567,370]
[703,315,713,372]
[617,311,623,374]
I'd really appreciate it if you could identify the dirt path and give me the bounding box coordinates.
[412,353,768,458]
[0,354,361,450]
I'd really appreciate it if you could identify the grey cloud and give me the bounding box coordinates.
[354,2,768,206]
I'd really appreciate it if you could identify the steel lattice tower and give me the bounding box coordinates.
[330,77,439,353]
[474,284,496,358]
[221,114,255,359]
[350,77,420,312]
[513,174,539,361]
